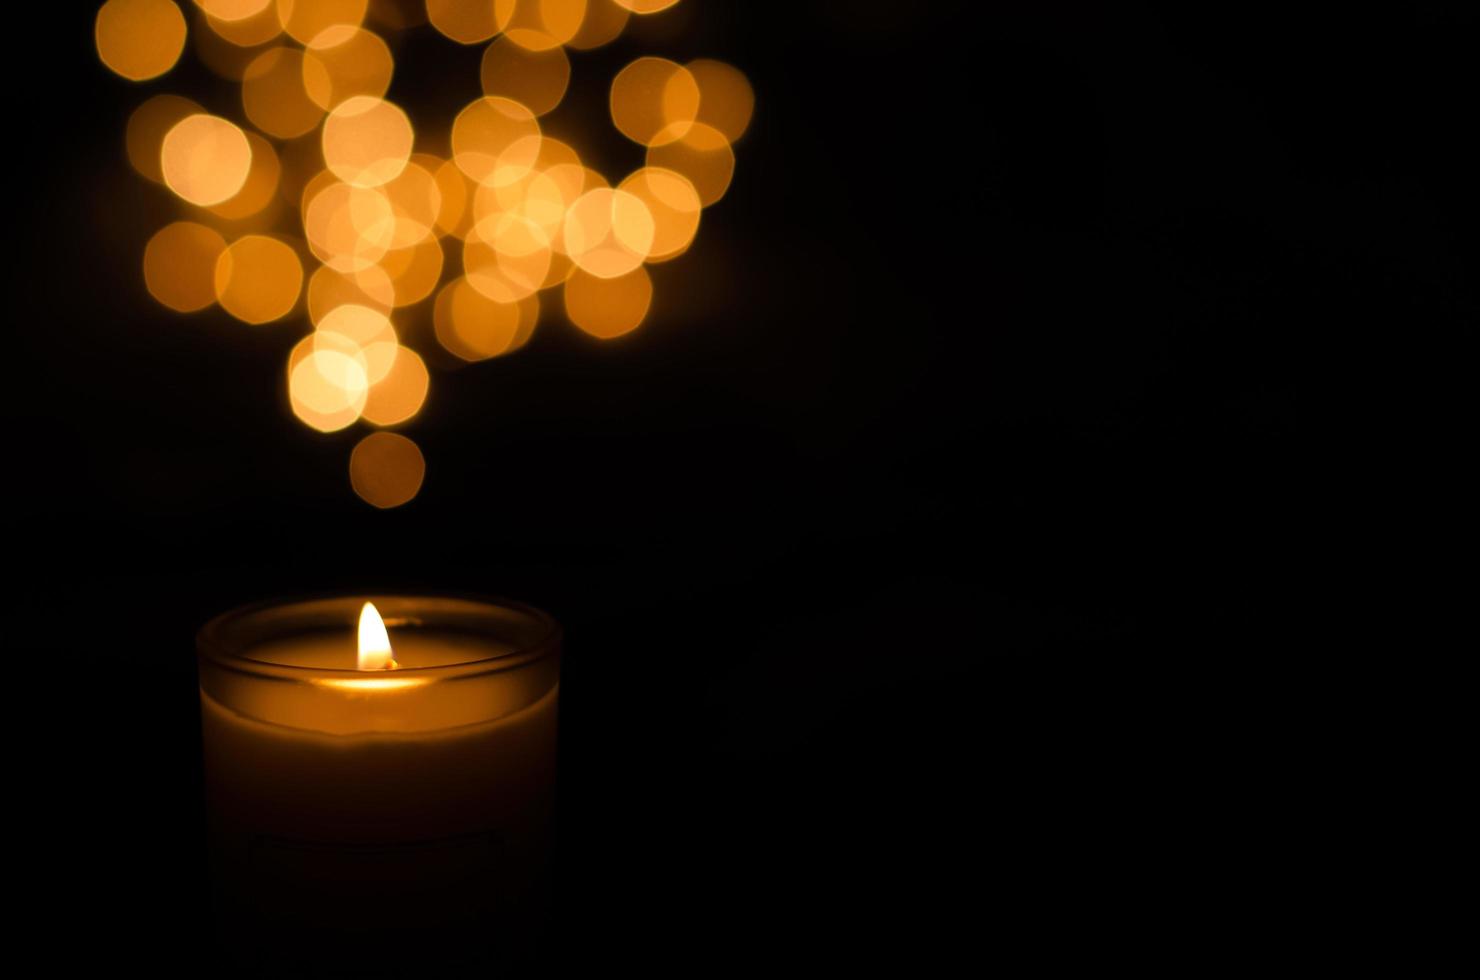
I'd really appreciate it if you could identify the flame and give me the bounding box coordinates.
[357,601,398,670]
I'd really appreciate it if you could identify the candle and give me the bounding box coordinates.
[196,595,560,971]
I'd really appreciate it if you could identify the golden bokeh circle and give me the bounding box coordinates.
[242,46,326,139]
[307,264,395,323]
[144,221,228,313]
[361,346,429,427]
[609,57,700,146]
[96,0,187,81]
[382,160,444,249]
[426,0,500,43]
[208,131,282,220]
[451,97,542,185]
[381,236,446,307]
[214,235,304,324]
[618,166,700,262]
[303,181,397,272]
[612,0,681,15]
[433,277,539,361]
[464,219,552,303]
[493,0,588,52]
[567,0,630,49]
[688,58,755,143]
[127,95,203,183]
[198,0,271,20]
[646,121,735,206]
[349,431,425,508]
[276,0,367,45]
[205,3,283,46]
[562,187,654,278]
[194,9,276,80]
[431,157,473,239]
[161,114,254,206]
[322,96,414,188]
[564,265,651,339]
[288,330,369,432]
[302,25,394,110]
[316,303,398,382]
[480,35,571,117]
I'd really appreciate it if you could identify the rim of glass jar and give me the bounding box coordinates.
[196,592,561,684]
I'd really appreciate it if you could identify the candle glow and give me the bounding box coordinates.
[196,595,562,966]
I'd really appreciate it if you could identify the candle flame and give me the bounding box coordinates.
[357,601,397,670]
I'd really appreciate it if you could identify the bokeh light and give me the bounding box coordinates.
[243,46,326,138]
[618,166,700,261]
[322,96,413,187]
[687,58,754,143]
[613,0,682,14]
[106,0,750,503]
[464,220,551,303]
[276,0,367,45]
[214,234,304,323]
[474,167,567,243]
[426,0,501,44]
[303,180,396,272]
[208,131,282,220]
[646,121,735,206]
[494,0,587,51]
[316,303,398,382]
[433,277,538,361]
[480,35,571,117]
[564,265,651,339]
[145,222,228,313]
[162,114,254,206]
[451,97,542,185]
[302,25,393,110]
[96,0,188,81]
[562,187,654,278]
[194,10,275,80]
[288,330,368,431]
[432,157,473,239]
[127,95,203,183]
[349,431,425,508]
[382,158,443,248]
[203,2,283,45]
[307,263,395,323]
[567,0,629,49]
[361,346,429,426]
[381,236,446,306]
[197,0,272,19]
[610,57,699,146]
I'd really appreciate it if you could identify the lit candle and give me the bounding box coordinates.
[196,595,560,971]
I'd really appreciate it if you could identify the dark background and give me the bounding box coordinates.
[8,0,1463,969]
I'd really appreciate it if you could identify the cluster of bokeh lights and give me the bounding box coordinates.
[97,0,752,508]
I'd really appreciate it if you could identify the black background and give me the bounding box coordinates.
[8,0,1464,970]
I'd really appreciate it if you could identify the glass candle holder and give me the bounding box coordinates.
[197,594,560,971]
